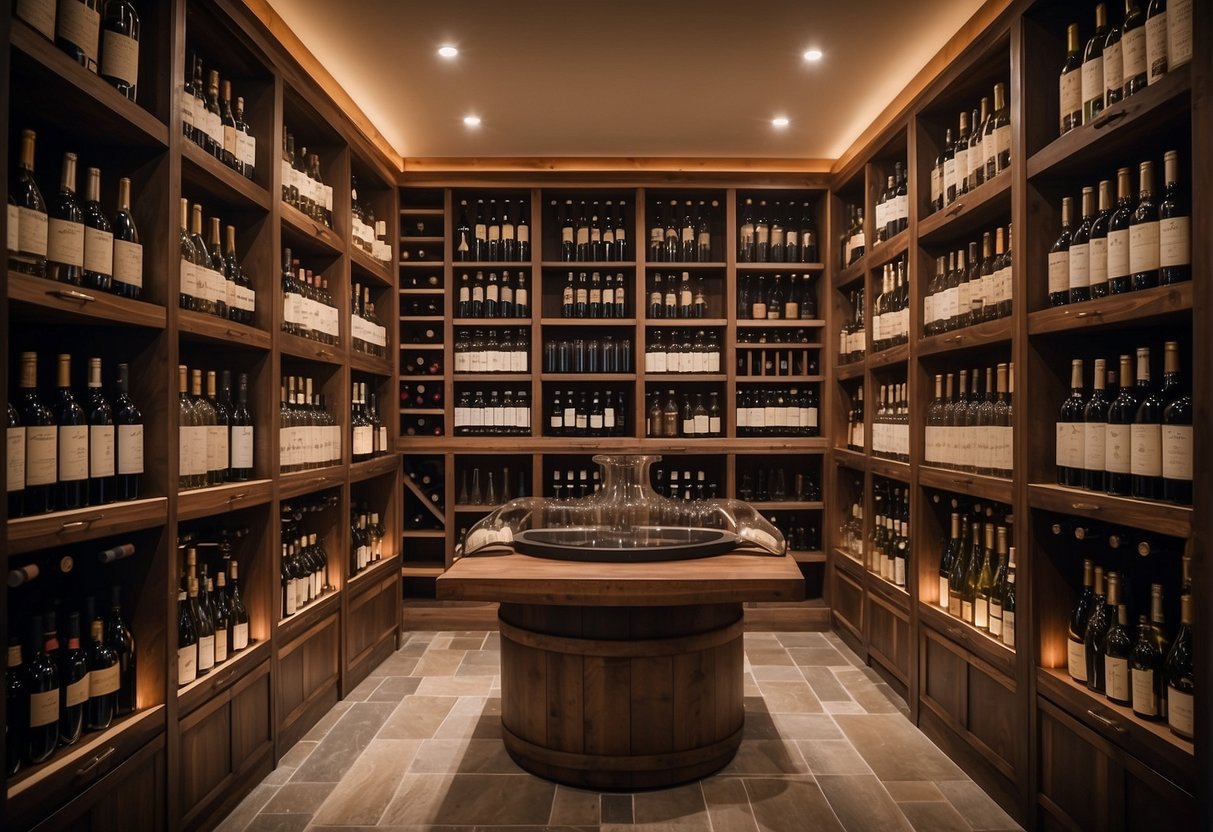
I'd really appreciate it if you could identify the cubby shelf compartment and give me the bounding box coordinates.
[281,203,344,256]
[178,308,272,351]
[6,497,168,556]
[177,480,274,522]
[920,466,1014,506]
[182,141,271,211]
[176,639,271,712]
[9,273,167,329]
[279,465,347,500]
[917,174,1011,244]
[1027,483,1192,540]
[1027,282,1193,337]
[351,455,401,483]
[917,316,1013,358]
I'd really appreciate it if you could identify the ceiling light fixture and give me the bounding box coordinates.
[438,45,458,58]
[463,115,481,127]
[771,116,790,128]
[803,48,823,62]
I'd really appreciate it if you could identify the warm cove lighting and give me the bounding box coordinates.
[463,115,481,127]
[803,48,823,62]
[438,45,458,58]
[771,116,790,128]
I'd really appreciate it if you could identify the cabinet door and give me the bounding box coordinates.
[346,570,400,685]
[231,661,273,771]
[1037,699,1117,832]
[277,612,341,746]
[179,692,233,819]
[32,738,166,832]
[867,592,910,684]
[831,565,864,642]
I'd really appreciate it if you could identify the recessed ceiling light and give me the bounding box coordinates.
[771,116,790,128]
[463,115,481,127]
[438,45,458,58]
[803,48,823,62]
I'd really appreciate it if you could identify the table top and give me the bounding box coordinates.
[436,551,806,606]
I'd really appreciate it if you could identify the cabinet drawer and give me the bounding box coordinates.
[831,565,864,641]
[31,736,165,832]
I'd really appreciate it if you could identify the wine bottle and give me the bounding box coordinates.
[1123,0,1148,96]
[106,176,143,299]
[1069,186,1094,302]
[1129,346,1162,499]
[1130,584,1169,719]
[56,0,101,72]
[26,614,60,765]
[1104,353,1138,496]
[1048,197,1073,306]
[973,523,996,630]
[7,638,28,775]
[1057,359,1086,487]
[85,614,118,731]
[1159,347,1192,506]
[1145,0,1169,84]
[105,585,136,715]
[1104,590,1133,707]
[9,129,49,277]
[57,611,89,746]
[1089,180,1112,298]
[1164,590,1194,739]
[54,353,88,510]
[190,571,214,676]
[47,152,84,285]
[85,357,115,506]
[18,352,57,515]
[1158,149,1190,284]
[1059,23,1083,134]
[1083,5,1109,123]
[947,516,970,618]
[1082,358,1111,491]
[1129,160,1159,290]
[1084,567,1113,692]
[1001,547,1016,648]
[228,560,250,652]
[1106,167,1134,294]
[100,0,139,101]
[177,585,197,686]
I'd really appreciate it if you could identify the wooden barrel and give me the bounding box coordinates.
[497,602,745,790]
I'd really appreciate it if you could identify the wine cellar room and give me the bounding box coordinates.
[0,0,1209,830]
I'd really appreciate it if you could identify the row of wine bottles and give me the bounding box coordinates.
[545,336,633,374]
[281,128,333,228]
[737,273,818,320]
[647,271,709,319]
[873,163,909,243]
[737,347,819,378]
[183,53,256,178]
[456,271,531,318]
[558,271,630,318]
[399,383,440,410]
[547,389,627,437]
[177,365,254,490]
[737,467,820,503]
[871,255,909,353]
[643,330,719,374]
[1055,343,1191,504]
[840,204,866,268]
[453,388,534,436]
[458,329,531,373]
[454,198,531,262]
[9,353,143,516]
[768,513,820,553]
[552,198,629,263]
[651,198,718,263]
[654,468,719,501]
[1065,558,1192,739]
[930,82,1011,213]
[278,532,330,620]
[838,288,866,364]
[350,509,386,575]
[350,382,389,463]
[735,388,820,437]
[179,199,256,324]
[401,352,443,376]
[924,226,1013,335]
[845,387,865,453]
[645,390,725,438]
[924,364,1015,477]
[7,586,137,775]
[8,133,144,298]
[1048,152,1189,307]
[737,328,817,345]
[277,376,339,473]
[17,0,140,100]
[457,465,529,506]
[737,198,819,263]
[872,382,911,462]
[351,283,387,358]
[350,176,392,264]
[938,508,1017,648]
[176,547,251,686]
[281,247,338,343]
[870,479,910,588]
[1059,1,1192,136]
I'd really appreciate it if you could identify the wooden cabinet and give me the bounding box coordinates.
[346,560,402,688]
[29,737,166,832]
[866,586,911,694]
[276,605,341,750]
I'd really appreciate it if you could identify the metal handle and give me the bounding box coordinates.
[1093,110,1127,130]
[1086,709,1126,732]
[317,349,331,358]
[228,492,249,503]
[52,289,97,303]
[953,478,974,486]
[226,329,242,337]
[215,669,239,692]
[59,518,98,532]
[1071,502,1102,511]
[947,202,965,217]
[946,626,969,641]
[75,746,117,776]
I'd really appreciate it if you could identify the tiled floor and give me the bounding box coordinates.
[217,630,1023,831]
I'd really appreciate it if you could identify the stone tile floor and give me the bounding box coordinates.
[218,630,1022,832]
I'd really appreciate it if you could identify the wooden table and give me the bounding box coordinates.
[437,551,805,789]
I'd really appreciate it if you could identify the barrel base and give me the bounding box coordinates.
[498,602,746,790]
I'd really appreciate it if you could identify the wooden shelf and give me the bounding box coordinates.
[351,247,395,286]
[178,309,272,351]
[1027,282,1193,336]
[540,317,638,326]
[455,373,531,381]
[834,361,865,381]
[832,447,868,472]
[736,262,824,272]
[7,497,168,556]
[401,564,446,578]
[281,202,344,256]
[920,465,1014,505]
[541,261,637,268]
[181,141,271,211]
[918,601,1016,678]
[400,207,444,216]
[647,317,729,327]
[176,640,270,716]
[349,350,394,376]
[917,316,1013,358]
[277,588,341,640]
[399,287,446,295]
[734,318,825,328]
[348,552,402,589]
[177,480,274,521]
[916,173,1012,244]
[833,547,866,580]
[868,342,909,368]
[279,332,346,365]
[641,373,721,382]
[869,456,911,482]
[1027,65,1192,181]
[1027,483,1192,539]
[752,501,826,511]
[279,465,346,500]
[543,372,636,381]
[453,504,499,512]
[833,258,866,289]
[736,375,824,383]
[791,549,827,564]
[8,273,167,329]
[451,260,533,269]
[867,571,911,608]
[350,454,400,482]
[398,260,445,267]
[865,228,910,267]
[402,530,446,539]
[400,407,444,415]
[404,235,445,244]
[452,317,532,324]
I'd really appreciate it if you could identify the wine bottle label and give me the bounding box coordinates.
[237,131,256,167]
[1082,58,1104,122]
[214,628,228,664]
[1130,424,1162,477]
[7,426,26,492]
[178,644,197,684]
[1083,423,1106,475]
[58,424,88,481]
[1123,27,1147,79]
[1107,228,1130,277]
[210,425,229,472]
[1105,425,1131,473]
[1059,70,1081,130]
[1129,222,1160,272]
[1055,422,1084,469]
[1047,251,1069,294]
[109,239,143,287]
[89,424,115,478]
[7,203,19,253]
[575,287,588,305]
[961,600,974,622]
[1131,669,1158,716]
[116,424,144,475]
[988,602,1003,636]
[190,424,209,475]
[25,424,57,486]
[948,593,962,618]
[48,218,85,266]
[1161,425,1193,480]
[1168,0,1192,66]
[198,634,215,671]
[233,621,249,651]
[1102,40,1124,93]
[16,0,55,39]
[1105,655,1130,701]
[65,673,90,707]
[1068,243,1090,288]
[29,688,59,728]
[223,126,239,159]
[1002,612,1015,647]
[1159,217,1190,266]
[90,662,121,697]
[1072,640,1091,684]
[84,226,115,276]
[101,29,139,86]
[1146,14,1168,83]
[59,0,102,67]
[17,206,49,259]
[1087,237,1108,286]
[1168,688,1194,737]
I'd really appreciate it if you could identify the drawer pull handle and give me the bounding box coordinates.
[1086,709,1126,732]
[228,492,248,503]
[1093,110,1127,130]
[946,626,968,641]
[75,746,117,776]
[215,670,238,691]
[53,289,97,303]
[60,518,97,532]
[1071,502,1102,511]
[947,203,965,217]
[226,328,242,337]
[953,478,974,486]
